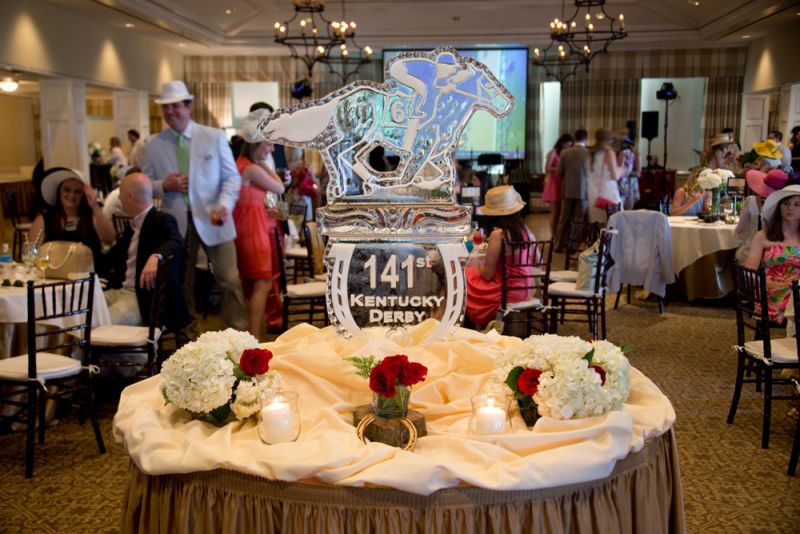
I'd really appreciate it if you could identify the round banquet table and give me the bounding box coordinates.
[668,216,740,300]
[114,322,685,534]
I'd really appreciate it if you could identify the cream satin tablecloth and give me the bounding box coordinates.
[115,321,676,489]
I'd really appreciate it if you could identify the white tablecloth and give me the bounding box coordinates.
[114,321,676,496]
[668,216,740,274]
[0,276,110,327]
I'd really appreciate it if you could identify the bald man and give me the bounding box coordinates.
[104,173,192,333]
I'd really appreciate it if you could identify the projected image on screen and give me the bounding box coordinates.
[384,48,527,159]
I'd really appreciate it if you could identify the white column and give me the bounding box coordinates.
[112,90,149,143]
[39,79,88,175]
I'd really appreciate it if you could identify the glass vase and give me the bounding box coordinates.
[516,397,539,428]
[372,385,410,418]
[710,187,721,217]
[257,390,301,444]
[469,393,511,435]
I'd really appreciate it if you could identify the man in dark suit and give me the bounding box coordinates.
[554,129,590,251]
[104,172,191,332]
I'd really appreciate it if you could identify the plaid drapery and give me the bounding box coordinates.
[701,76,743,143]
[560,79,641,138]
[526,81,542,174]
[185,82,231,128]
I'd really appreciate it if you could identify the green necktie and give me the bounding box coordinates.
[176,134,189,204]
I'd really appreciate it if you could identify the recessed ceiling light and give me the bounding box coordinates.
[689,1,699,5]
[742,34,751,39]
[124,23,134,28]
[225,9,234,15]
[178,43,187,47]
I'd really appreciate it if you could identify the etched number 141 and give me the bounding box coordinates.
[363,254,426,290]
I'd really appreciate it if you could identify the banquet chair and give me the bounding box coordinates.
[112,214,133,240]
[0,275,105,478]
[88,257,171,379]
[303,221,327,282]
[274,228,328,331]
[550,220,600,283]
[605,202,622,221]
[727,265,800,449]
[500,238,554,338]
[5,191,32,262]
[548,230,613,340]
[285,218,311,283]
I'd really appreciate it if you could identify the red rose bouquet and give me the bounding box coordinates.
[349,354,428,418]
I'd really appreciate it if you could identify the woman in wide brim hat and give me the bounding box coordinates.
[745,183,800,323]
[706,134,738,170]
[28,167,115,268]
[465,185,536,327]
[735,169,789,264]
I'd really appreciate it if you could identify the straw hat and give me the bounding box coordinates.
[479,185,526,216]
[753,139,782,159]
[709,134,734,148]
[41,168,88,207]
[745,169,788,199]
[154,80,194,105]
[761,184,800,222]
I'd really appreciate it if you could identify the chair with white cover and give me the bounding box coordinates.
[606,210,674,314]
[274,228,327,331]
[550,220,600,283]
[727,265,800,449]
[89,257,170,379]
[0,275,106,478]
[304,221,327,283]
[500,238,554,337]
[548,230,613,340]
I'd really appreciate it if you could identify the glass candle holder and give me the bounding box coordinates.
[257,390,301,445]
[469,393,511,436]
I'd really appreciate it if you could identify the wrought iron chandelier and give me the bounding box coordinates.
[323,1,374,84]
[273,0,346,79]
[533,0,627,81]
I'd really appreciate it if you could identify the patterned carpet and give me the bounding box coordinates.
[0,297,798,533]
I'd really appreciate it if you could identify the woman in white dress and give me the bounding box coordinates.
[587,129,626,223]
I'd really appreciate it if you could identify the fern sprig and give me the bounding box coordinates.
[347,355,380,380]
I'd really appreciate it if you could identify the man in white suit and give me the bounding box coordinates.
[142,81,247,332]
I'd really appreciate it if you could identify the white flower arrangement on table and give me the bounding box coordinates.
[697,168,733,191]
[160,329,281,424]
[494,334,631,421]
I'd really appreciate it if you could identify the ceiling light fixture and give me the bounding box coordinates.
[0,77,19,92]
[274,0,347,81]
[742,34,751,39]
[323,0,374,84]
[124,23,134,28]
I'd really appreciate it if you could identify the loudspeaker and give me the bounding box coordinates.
[641,111,659,141]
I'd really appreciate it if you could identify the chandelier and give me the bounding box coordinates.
[533,0,627,81]
[323,1,374,84]
[273,0,347,79]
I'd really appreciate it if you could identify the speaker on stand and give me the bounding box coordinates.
[641,111,659,170]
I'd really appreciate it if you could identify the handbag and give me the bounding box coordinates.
[40,241,94,279]
[575,241,599,292]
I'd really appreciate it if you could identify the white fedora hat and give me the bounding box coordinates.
[479,185,526,216]
[761,184,800,223]
[155,80,194,105]
[41,167,88,207]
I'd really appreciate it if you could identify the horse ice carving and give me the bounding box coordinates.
[253,48,514,202]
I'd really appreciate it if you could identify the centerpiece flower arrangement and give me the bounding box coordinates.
[697,168,734,218]
[349,355,428,418]
[160,329,281,425]
[494,335,631,426]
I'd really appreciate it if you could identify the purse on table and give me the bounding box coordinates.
[40,241,94,279]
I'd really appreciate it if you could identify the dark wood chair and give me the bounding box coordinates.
[0,275,106,478]
[112,214,133,240]
[727,265,800,449]
[788,281,800,476]
[548,230,614,340]
[5,191,32,262]
[550,220,600,284]
[499,238,554,338]
[273,227,327,331]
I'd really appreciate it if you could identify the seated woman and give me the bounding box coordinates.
[745,184,800,324]
[669,171,707,217]
[466,185,536,328]
[736,169,788,264]
[234,121,286,338]
[28,167,116,269]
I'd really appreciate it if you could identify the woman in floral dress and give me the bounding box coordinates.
[745,184,800,323]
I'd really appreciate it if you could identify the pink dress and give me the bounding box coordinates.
[542,151,561,203]
[760,243,800,322]
[234,156,273,280]
[465,231,535,326]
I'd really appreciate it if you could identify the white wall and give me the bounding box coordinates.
[540,81,561,174]
[639,78,705,173]
[743,24,800,94]
[87,117,117,160]
[0,93,37,168]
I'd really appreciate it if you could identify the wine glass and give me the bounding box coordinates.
[35,251,50,280]
[22,243,36,279]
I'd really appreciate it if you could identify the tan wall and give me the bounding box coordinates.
[0,93,36,168]
[743,24,800,94]
[0,0,184,93]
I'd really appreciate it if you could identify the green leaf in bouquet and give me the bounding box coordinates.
[505,366,525,394]
[347,355,379,380]
[209,404,231,425]
[583,348,595,363]
[233,365,248,381]
[619,343,636,354]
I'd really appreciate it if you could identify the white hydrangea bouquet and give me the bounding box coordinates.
[160,329,281,425]
[494,334,631,425]
[697,168,733,191]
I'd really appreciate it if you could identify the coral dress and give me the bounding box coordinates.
[542,151,561,203]
[760,243,800,322]
[234,156,272,279]
[465,230,536,326]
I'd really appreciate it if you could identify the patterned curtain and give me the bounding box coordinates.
[186,82,231,128]
[560,79,640,138]
[702,76,743,143]
[526,82,542,174]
